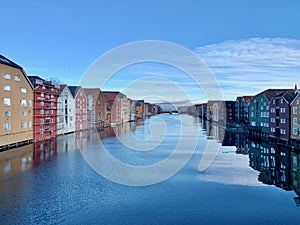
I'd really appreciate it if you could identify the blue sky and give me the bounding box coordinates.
[1,0,300,104]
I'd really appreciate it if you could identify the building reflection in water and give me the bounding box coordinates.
[206,122,235,146]
[33,139,57,167]
[206,121,300,206]
[291,151,300,206]
[0,122,136,181]
[248,141,291,191]
[0,144,33,181]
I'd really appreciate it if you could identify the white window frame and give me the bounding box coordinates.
[293,128,298,135]
[21,121,27,128]
[21,99,27,106]
[293,117,298,125]
[293,107,298,114]
[4,98,11,106]
[14,75,20,81]
[3,73,11,79]
[3,84,11,91]
[21,87,27,93]
[3,122,11,131]
[3,111,11,117]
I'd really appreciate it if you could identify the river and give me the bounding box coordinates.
[0,114,300,225]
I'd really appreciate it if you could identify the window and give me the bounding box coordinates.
[40,119,44,124]
[28,100,32,107]
[14,75,20,81]
[40,129,43,134]
[21,88,27,93]
[40,101,44,106]
[297,100,300,105]
[271,118,275,123]
[280,108,286,113]
[281,99,283,104]
[21,111,27,116]
[3,111,11,117]
[3,73,10,79]
[266,106,269,110]
[280,118,286,124]
[4,98,11,106]
[293,128,298,135]
[3,85,11,91]
[28,121,32,128]
[271,108,275,113]
[21,121,27,128]
[293,107,298,114]
[3,122,11,131]
[261,106,263,110]
[40,109,44,114]
[293,117,298,124]
[21,99,27,106]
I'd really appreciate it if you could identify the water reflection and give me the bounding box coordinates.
[0,144,33,181]
[207,121,300,206]
[0,122,136,181]
[1,116,300,225]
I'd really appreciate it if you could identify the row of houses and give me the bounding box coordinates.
[188,86,300,144]
[0,54,158,150]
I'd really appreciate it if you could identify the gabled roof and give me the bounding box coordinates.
[68,86,82,98]
[102,91,126,101]
[59,84,67,93]
[0,54,22,69]
[102,92,119,102]
[243,96,254,102]
[83,88,101,96]
[282,90,298,104]
[255,89,291,101]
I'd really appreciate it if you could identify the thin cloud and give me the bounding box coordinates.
[195,38,300,99]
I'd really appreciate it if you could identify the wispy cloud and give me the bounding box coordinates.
[195,38,300,99]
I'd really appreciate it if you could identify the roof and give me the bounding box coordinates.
[243,96,254,102]
[83,88,101,96]
[57,84,67,94]
[68,86,82,98]
[0,54,22,69]
[102,92,119,102]
[283,90,298,104]
[255,89,291,101]
[102,91,127,101]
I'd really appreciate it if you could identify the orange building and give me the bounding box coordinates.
[0,54,34,149]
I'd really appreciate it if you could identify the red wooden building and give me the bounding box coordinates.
[102,91,122,126]
[28,76,59,141]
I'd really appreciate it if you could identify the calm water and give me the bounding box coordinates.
[1,114,300,225]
